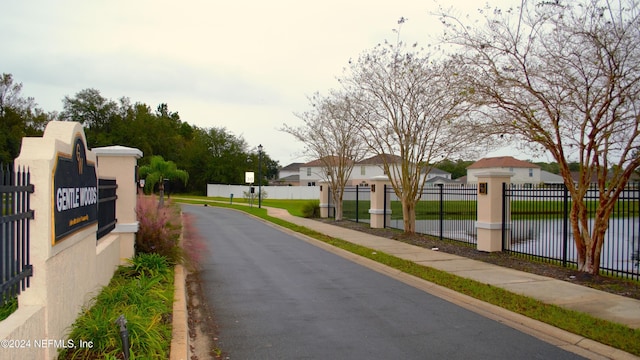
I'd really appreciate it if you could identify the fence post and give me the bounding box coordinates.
[355,185,359,223]
[438,183,444,241]
[369,176,391,228]
[562,184,569,267]
[93,146,143,262]
[476,171,513,252]
[318,181,333,218]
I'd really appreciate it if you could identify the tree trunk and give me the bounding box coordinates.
[571,199,611,275]
[158,182,165,208]
[334,195,343,221]
[401,197,416,234]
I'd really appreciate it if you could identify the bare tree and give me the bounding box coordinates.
[282,91,368,220]
[340,20,486,233]
[438,0,640,274]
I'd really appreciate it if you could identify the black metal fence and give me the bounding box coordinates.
[503,183,640,280]
[331,179,639,279]
[386,184,478,244]
[0,164,34,306]
[97,178,118,240]
[342,185,371,223]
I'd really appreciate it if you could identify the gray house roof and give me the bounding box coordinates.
[280,162,303,171]
[540,170,564,184]
[425,176,458,184]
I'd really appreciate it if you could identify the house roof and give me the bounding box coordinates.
[303,156,354,167]
[425,176,458,184]
[276,174,299,182]
[429,167,450,175]
[540,170,564,184]
[467,156,540,169]
[280,162,303,171]
[357,154,403,165]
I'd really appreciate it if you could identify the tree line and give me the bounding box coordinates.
[0,75,279,194]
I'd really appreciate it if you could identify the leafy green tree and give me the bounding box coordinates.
[206,127,250,184]
[438,159,475,180]
[60,89,119,146]
[0,73,51,163]
[139,155,188,207]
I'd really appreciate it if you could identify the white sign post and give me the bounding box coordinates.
[245,172,255,207]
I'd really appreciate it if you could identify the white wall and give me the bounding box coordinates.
[207,184,319,199]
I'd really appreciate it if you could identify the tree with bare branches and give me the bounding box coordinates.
[282,91,368,220]
[438,0,640,274]
[340,20,487,233]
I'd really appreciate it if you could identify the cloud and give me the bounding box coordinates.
[1,0,528,166]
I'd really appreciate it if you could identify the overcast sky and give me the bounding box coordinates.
[1,0,536,166]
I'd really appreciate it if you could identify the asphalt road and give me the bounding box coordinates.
[184,205,584,360]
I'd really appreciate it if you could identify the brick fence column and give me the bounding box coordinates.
[318,181,333,218]
[369,175,392,229]
[476,171,513,252]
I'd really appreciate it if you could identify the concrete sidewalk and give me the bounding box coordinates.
[264,207,640,330]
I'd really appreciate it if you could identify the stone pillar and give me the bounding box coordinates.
[318,181,335,218]
[93,145,143,262]
[476,171,513,252]
[369,175,392,228]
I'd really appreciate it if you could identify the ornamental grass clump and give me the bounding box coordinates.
[59,253,174,359]
[301,200,320,218]
[135,195,183,264]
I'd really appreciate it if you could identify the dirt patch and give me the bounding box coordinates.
[182,212,226,359]
[186,271,226,359]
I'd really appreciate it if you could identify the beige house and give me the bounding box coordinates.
[294,154,451,186]
[466,156,541,185]
[273,162,303,186]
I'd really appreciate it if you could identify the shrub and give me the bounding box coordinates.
[121,252,172,280]
[59,253,174,359]
[135,195,183,264]
[242,189,268,202]
[0,297,17,321]
[301,200,320,218]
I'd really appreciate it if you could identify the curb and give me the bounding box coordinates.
[170,264,189,360]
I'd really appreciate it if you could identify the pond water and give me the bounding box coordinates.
[389,218,640,274]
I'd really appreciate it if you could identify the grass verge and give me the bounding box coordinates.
[176,196,640,356]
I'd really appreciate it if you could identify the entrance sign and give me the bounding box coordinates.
[53,136,98,243]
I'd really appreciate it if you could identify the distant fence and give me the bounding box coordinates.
[504,183,640,280]
[342,185,371,223]
[0,164,34,306]
[207,183,319,200]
